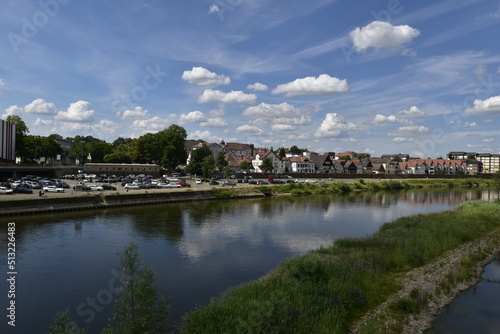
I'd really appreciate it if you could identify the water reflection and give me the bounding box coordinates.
[0,187,494,334]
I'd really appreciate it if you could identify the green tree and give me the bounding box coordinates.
[467,154,476,160]
[215,151,228,171]
[289,145,301,155]
[160,125,188,170]
[392,156,403,162]
[493,171,500,197]
[278,147,286,158]
[201,155,215,179]
[103,242,169,334]
[48,309,86,334]
[185,144,212,176]
[259,157,274,173]
[239,160,250,172]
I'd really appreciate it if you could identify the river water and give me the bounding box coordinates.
[0,188,497,333]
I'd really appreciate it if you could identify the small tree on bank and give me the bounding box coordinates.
[102,242,169,334]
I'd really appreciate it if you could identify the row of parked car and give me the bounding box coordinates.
[0,175,72,195]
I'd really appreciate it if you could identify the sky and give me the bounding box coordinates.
[1,0,500,158]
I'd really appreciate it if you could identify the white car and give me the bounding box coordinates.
[43,186,64,193]
[166,183,181,188]
[0,186,13,194]
[196,179,202,184]
[88,184,103,191]
[124,183,140,190]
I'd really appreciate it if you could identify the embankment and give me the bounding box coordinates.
[0,189,265,216]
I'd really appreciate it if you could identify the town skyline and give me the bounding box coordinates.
[1,0,500,158]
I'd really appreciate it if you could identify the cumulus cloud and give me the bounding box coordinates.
[179,110,207,124]
[349,21,420,53]
[116,106,149,120]
[373,114,413,125]
[200,117,228,127]
[243,102,311,128]
[182,67,230,86]
[188,130,222,142]
[272,74,349,97]
[387,125,430,137]
[395,106,425,118]
[198,89,256,104]
[462,122,477,128]
[56,100,94,122]
[24,98,58,114]
[131,116,171,131]
[247,82,269,91]
[236,124,263,134]
[464,95,500,114]
[392,137,411,142]
[34,118,54,126]
[272,124,296,131]
[60,120,121,136]
[314,113,359,138]
[3,105,23,117]
[482,138,495,142]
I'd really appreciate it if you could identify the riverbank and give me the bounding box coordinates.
[0,178,493,216]
[180,200,500,334]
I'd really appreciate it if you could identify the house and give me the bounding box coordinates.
[206,142,223,158]
[222,141,255,157]
[476,153,500,174]
[289,156,315,173]
[309,154,335,173]
[252,149,287,173]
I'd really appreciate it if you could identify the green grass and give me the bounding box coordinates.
[180,200,500,334]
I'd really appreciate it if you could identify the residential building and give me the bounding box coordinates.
[222,141,255,156]
[289,156,315,173]
[0,119,16,164]
[476,153,500,174]
[252,149,288,173]
[309,153,335,173]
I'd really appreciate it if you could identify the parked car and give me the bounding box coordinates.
[166,183,182,188]
[124,183,140,190]
[88,184,104,191]
[222,181,236,187]
[43,186,64,193]
[209,180,219,186]
[73,184,91,191]
[196,179,202,184]
[13,186,33,194]
[177,181,191,188]
[0,186,13,194]
[101,184,117,191]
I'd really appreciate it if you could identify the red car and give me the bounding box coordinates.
[177,181,191,188]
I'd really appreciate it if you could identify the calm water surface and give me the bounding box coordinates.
[0,188,496,333]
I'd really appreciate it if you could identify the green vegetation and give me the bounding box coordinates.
[181,201,500,333]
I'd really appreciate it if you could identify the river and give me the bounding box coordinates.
[0,188,497,333]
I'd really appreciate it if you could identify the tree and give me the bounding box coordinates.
[493,171,500,197]
[215,151,228,172]
[239,160,250,172]
[467,154,476,160]
[48,309,86,334]
[201,155,215,179]
[103,242,169,334]
[259,157,274,173]
[278,147,286,158]
[392,156,403,162]
[185,144,212,176]
[289,145,301,155]
[160,125,188,170]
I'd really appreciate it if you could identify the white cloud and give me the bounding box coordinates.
[235,124,263,134]
[395,106,425,118]
[314,113,359,138]
[272,74,349,97]
[130,116,171,131]
[0,79,4,93]
[288,134,310,140]
[188,130,222,142]
[116,106,149,120]
[482,138,495,142]
[198,89,256,104]
[56,100,94,122]
[247,82,269,91]
[200,117,228,127]
[474,64,487,77]
[208,4,219,13]
[24,99,58,114]
[243,102,301,117]
[373,114,413,125]
[387,125,430,137]
[349,21,420,53]
[272,124,296,131]
[392,137,411,142]
[179,110,207,124]
[462,122,477,128]
[464,95,500,114]
[60,120,121,137]
[182,67,230,86]
[3,105,23,117]
[34,118,54,126]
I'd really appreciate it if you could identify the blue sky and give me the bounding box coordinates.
[1,0,500,158]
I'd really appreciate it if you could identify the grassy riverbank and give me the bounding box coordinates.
[259,178,492,196]
[180,200,500,333]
